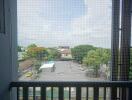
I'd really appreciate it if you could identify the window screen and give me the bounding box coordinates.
[17,0,112,81]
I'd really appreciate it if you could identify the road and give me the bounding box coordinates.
[37,61,104,81]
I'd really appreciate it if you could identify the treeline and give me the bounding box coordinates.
[18,44,111,77]
[19,44,61,61]
[71,45,111,77]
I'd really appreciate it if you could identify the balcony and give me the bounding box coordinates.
[10,81,132,100]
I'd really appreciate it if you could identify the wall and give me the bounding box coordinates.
[0,0,17,99]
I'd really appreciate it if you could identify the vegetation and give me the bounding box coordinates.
[19,43,111,78]
[22,44,48,60]
[27,44,37,49]
[17,46,23,52]
[47,48,61,61]
[71,45,95,63]
[33,60,42,73]
[83,48,111,77]
[27,47,48,60]
[129,67,132,80]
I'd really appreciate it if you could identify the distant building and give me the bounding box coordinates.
[58,46,72,58]
[58,46,70,49]
[61,49,72,58]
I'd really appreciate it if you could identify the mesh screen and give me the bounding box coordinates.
[17,0,112,81]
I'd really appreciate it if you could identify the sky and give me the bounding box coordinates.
[17,0,112,48]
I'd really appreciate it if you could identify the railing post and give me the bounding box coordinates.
[33,87,36,100]
[17,87,20,100]
[76,87,81,100]
[129,88,132,100]
[41,87,46,100]
[111,87,118,100]
[23,87,28,100]
[86,87,89,100]
[103,87,106,100]
[94,87,99,100]
[59,87,63,100]
[69,87,71,100]
[51,87,53,100]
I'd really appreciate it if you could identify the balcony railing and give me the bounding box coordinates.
[10,81,132,100]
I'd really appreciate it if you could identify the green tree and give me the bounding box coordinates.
[100,49,111,64]
[26,46,48,60]
[22,44,37,60]
[27,44,37,49]
[33,60,41,71]
[47,48,61,60]
[83,50,101,77]
[83,48,111,77]
[71,45,95,63]
[17,46,22,52]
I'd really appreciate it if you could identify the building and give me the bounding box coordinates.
[58,46,72,58]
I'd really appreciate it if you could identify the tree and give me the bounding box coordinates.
[17,46,22,52]
[47,48,61,60]
[27,44,37,49]
[83,48,111,77]
[71,45,95,63]
[26,47,48,60]
[100,49,111,64]
[83,50,101,77]
[33,60,41,71]
[22,44,38,60]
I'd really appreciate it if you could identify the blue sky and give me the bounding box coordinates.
[17,0,112,48]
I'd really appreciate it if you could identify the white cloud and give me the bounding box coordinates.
[69,0,112,48]
[17,0,112,48]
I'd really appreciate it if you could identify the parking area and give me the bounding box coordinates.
[37,61,104,81]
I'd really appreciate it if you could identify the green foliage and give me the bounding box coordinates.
[23,44,48,60]
[27,47,48,60]
[129,67,132,80]
[96,48,111,64]
[71,45,95,63]
[17,46,22,52]
[83,48,111,77]
[33,60,41,71]
[27,44,37,49]
[22,52,29,60]
[47,48,61,60]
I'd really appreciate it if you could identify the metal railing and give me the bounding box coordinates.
[10,81,132,100]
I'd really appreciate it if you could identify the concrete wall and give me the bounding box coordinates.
[0,0,17,99]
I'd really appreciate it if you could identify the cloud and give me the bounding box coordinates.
[69,0,112,48]
[17,0,112,48]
